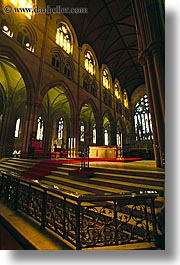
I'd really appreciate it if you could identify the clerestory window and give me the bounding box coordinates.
[84,51,95,75]
[102,69,110,89]
[56,23,73,54]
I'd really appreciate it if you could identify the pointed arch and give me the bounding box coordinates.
[0,45,35,103]
[102,110,115,146]
[81,43,99,81]
[51,47,65,72]
[101,64,112,91]
[14,21,37,52]
[79,98,100,127]
[40,80,76,121]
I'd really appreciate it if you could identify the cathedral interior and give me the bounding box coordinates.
[0,0,165,250]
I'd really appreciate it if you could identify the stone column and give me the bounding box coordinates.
[21,100,42,151]
[132,0,165,168]
[0,94,15,156]
[140,57,161,167]
[151,44,165,121]
[145,53,165,167]
[21,101,33,151]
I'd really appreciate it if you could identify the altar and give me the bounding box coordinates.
[89,146,117,158]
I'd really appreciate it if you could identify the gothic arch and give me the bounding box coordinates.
[130,84,146,110]
[63,57,75,80]
[49,13,79,61]
[81,43,99,81]
[40,80,76,121]
[0,45,35,103]
[79,98,100,127]
[50,47,65,72]
[102,110,115,145]
[0,83,6,111]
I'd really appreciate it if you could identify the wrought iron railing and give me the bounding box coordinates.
[0,170,159,250]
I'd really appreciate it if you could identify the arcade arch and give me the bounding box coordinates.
[0,55,28,156]
[79,102,98,152]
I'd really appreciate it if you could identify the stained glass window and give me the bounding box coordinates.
[102,69,109,89]
[104,129,108,146]
[92,124,96,144]
[134,94,153,141]
[37,116,43,140]
[123,90,128,108]
[115,83,120,99]
[14,118,20,137]
[80,121,85,142]
[57,117,64,140]
[85,51,95,75]
[56,23,72,54]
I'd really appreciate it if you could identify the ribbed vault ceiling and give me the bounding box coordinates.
[46,0,144,97]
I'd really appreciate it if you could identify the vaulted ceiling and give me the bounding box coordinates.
[46,0,144,97]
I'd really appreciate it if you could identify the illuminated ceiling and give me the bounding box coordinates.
[0,56,26,95]
[45,0,144,97]
[43,86,70,117]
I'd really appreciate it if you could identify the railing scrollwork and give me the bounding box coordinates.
[0,170,159,250]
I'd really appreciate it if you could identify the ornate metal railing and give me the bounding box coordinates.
[0,170,159,250]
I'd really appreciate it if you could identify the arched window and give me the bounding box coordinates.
[102,69,110,89]
[90,82,97,97]
[56,23,73,54]
[0,17,13,38]
[92,124,96,144]
[80,121,85,142]
[104,129,109,146]
[37,116,43,140]
[103,89,112,107]
[116,133,120,146]
[10,0,34,19]
[52,53,60,70]
[83,77,89,91]
[64,63,71,79]
[84,51,95,75]
[134,94,153,141]
[57,117,64,140]
[17,28,34,52]
[115,82,121,99]
[123,90,128,108]
[14,118,20,138]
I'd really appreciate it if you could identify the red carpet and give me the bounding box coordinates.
[84,157,142,162]
[21,157,142,180]
[43,157,142,164]
[21,160,58,180]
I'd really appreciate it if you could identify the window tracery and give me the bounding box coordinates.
[37,116,43,140]
[57,117,64,140]
[52,53,60,70]
[56,23,72,54]
[64,63,71,79]
[80,121,85,142]
[84,51,95,75]
[16,28,34,52]
[134,94,153,141]
[102,69,110,89]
